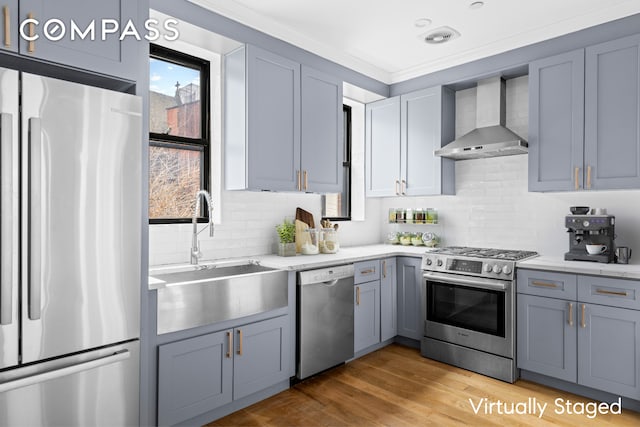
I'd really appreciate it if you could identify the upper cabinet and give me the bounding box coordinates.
[1,0,140,80]
[0,1,18,53]
[365,86,455,197]
[529,34,640,192]
[225,44,343,193]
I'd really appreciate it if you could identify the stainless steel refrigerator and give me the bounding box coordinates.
[0,67,142,426]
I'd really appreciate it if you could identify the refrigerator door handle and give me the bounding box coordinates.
[28,117,42,320]
[0,349,130,393]
[0,113,13,325]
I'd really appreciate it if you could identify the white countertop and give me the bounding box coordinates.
[255,244,429,271]
[518,256,640,280]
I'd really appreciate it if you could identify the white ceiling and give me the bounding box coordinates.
[187,0,640,84]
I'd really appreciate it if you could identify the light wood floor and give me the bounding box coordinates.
[207,344,640,426]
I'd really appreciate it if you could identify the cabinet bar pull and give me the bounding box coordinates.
[531,280,558,288]
[401,179,406,195]
[568,303,573,327]
[382,260,386,278]
[395,180,400,195]
[586,165,592,190]
[303,170,308,191]
[237,329,243,356]
[226,331,232,358]
[359,268,375,275]
[596,289,628,297]
[580,304,586,328]
[574,167,579,191]
[27,12,34,53]
[356,286,360,305]
[296,170,301,191]
[3,6,9,47]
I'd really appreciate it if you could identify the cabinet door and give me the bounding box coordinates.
[365,97,400,197]
[578,304,640,400]
[528,50,585,192]
[354,280,380,353]
[246,45,300,191]
[585,34,640,190]
[0,1,18,53]
[401,86,454,196]
[158,330,233,426]
[380,257,397,342]
[233,315,290,400]
[301,66,343,193]
[19,0,139,80]
[396,257,423,340]
[516,294,577,382]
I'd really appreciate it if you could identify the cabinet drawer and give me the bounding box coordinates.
[578,276,640,310]
[517,269,577,299]
[354,260,380,284]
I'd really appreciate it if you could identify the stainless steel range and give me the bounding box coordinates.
[421,247,537,383]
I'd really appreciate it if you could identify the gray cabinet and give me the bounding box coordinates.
[232,315,291,400]
[301,65,344,193]
[246,45,301,192]
[517,294,577,382]
[528,50,585,192]
[585,34,640,190]
[17,0,139,80]
[158,330,232,426]
[517,269,640,400]
[354,280,380,353]
[157,315,290,426]
[365,86,455,197]
[529,34,640,192]
[225,45,343,193]
[578,303,640,399]
[0,1,18,53]
[396,256,423,340]
[380,257,397,342]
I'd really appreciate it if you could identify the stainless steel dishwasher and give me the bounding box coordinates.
[297,264,354,379]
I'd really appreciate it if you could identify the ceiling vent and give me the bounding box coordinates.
[422,26,461,44]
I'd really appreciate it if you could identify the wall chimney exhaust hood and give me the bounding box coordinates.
[435,76,527,160]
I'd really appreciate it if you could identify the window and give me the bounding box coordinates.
[322,105,351,220]
[149,44,210,223]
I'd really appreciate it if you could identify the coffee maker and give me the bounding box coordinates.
[565,215,616,263]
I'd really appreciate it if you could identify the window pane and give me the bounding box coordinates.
[150,58,201,138]
[149,145,202,219]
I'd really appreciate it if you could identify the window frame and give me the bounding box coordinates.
[149,44,211,224]
[322,104,352,221]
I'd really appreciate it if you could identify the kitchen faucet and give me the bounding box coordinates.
[190,190,215,264]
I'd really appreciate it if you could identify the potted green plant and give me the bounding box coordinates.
[275,218,296,257]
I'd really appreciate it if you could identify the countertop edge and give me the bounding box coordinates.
[517,256,640,280]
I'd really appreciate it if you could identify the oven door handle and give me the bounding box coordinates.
[423,271,508,291]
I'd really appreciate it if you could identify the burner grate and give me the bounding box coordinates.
[428,246,537,261]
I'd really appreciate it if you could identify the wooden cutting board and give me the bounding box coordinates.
[295,208,315,228]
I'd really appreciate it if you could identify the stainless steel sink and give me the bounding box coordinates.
[151,262,288,335]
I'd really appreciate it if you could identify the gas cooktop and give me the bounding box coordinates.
[427,246,538,261]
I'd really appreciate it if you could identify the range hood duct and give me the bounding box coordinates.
[435,76,527,160]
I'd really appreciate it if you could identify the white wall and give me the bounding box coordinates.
[150,75,640,266]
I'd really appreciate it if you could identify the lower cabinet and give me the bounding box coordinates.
[517,269,640,401]
[354,279,380,353]
[380,257,397,342]
[157,315,290,426]
[397,257,423,340]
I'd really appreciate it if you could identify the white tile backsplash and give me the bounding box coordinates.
[150,75,640,266]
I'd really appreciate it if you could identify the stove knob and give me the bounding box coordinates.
[436,259,443,267]
[502,265,512,275]
[492,264,501,274]
[483,263,492,273]
[425,258,432,266]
